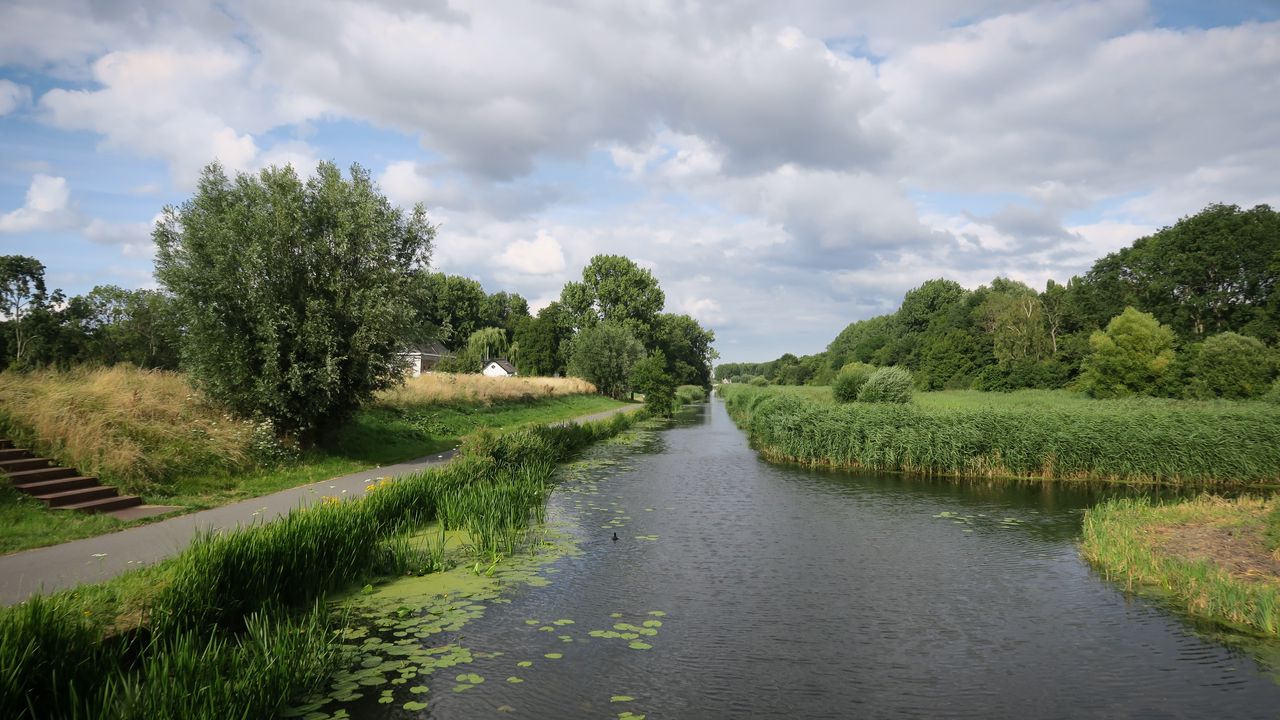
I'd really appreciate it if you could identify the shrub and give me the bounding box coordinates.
[1080,307,1176,398]
[855,366,913,403]
[832,362,875,402]
[748,376,769,387]
[1266,379,1280,405]
[1184,332,1276,399]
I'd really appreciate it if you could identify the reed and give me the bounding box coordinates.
[720,385,1280,486]
[1081,496,1280,636]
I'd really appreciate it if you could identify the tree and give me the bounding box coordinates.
[512,302,573,376]
[154,161,434,440]
[1079,307,1176,398]
[652,313,717,387]
[980,278,1050,366]
[566,321,643,399]
[481,291,531,341]
[560,255,664,343]
[0,255,51,367]
[1184,332,1276,399]
[408,273,488,348]
[630,350,675,416]
[73,286,183,369]
[441,326,509,373]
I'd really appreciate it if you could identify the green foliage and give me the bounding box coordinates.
[566,321,644,399]
[0,255,52,368]
[153,161,434,440]
[1080,307,1177,398]
[748,375,769,387]
[1265,502,1280,554]
[561,255,664,343]
[71,286,183,369]
[439,326,510,373]
[973,359,1070,392]
[675,385,707,403]
[652,313,717,387]
[1266,379,1280,405]
[720,384,1280,485]
[407,273,530,350]
[855,366,913,403]
[511,302,572,376]
[630,350,675,416]
[832,362,875,402]
[1184,332,1276,399]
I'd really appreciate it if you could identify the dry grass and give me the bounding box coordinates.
[376,373,597,410]
[0,366,256,492]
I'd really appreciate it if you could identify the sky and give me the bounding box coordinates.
[1,0,1278,364]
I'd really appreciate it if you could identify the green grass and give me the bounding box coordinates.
[1081,495,1280,637]
[1,394,625,555]
[0,409,646,719]
[720,384,1280,486]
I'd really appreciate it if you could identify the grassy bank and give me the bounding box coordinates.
[0,409,645,719]
[0,367,624,553]
[719,384,1280,486]
[1081,495,1280,636]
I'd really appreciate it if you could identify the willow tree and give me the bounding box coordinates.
[154,161,434,440]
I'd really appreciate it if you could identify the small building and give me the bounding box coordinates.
[482,358,518,377]
[400,340,453,377]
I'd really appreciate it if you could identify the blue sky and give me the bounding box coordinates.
[2,0,1278,363]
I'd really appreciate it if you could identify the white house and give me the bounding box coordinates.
[482,358,518,377]
[400,340,453,378]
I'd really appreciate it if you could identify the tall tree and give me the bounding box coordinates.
[560,255,664,343]
[0,255,51,367]
[154,161,434,439]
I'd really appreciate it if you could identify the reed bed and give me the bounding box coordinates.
[1081,496,1280,636]
[376,373,597,410]
[0,408,643,719]
[719,385,1280,486]
[0,367,256,492]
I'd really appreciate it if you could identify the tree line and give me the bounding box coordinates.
[1,161,716,440]
[717,203,1280,400]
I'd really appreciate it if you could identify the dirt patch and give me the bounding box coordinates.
[1152,520,1280,586]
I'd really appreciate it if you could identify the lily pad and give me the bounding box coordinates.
[611,695,635,702]
[403,700,428,711]
[628,641,652,650]
[544,652,563,659]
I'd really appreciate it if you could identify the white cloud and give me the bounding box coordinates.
[0,174,76,232]
[497,231,566,276]
[0,79,31,115]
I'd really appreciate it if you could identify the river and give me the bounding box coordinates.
[334,396,1280,719]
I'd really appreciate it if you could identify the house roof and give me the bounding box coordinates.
[486,358,517,373]
[405,340,452,357]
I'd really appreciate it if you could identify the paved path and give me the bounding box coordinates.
[0,404,642,605]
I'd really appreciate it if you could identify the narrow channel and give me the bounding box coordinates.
[365,397,1280,719]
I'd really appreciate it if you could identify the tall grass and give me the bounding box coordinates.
[720,384,1280,485]
[0,367,257,492]
[376,373,596,410]
[0,407,645,719]
[676,385,707,404]
[1081,496,1280,636]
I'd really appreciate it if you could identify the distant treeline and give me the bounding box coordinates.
[717,203,1280,397]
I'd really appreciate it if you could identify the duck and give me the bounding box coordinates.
[612,532,619,542]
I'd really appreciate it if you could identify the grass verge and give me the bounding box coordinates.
[0,408,647,719]
[719,384,1280,486]
[1,366,623,554]
[1081,495,1280,636]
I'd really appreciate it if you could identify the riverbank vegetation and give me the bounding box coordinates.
[719,384,1280,486]
[0,410,645,719]
[1081,496,1280,636]
[0,366,623,553]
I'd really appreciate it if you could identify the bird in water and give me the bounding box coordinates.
[612,532,619,542]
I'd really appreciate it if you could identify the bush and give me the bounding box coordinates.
[832,362,875,402]
[973,359,1071,392]
[748,376,769,387]
[1184,332,1276,399]
[1265,379,1280,405]
[855,366,913,403]
[1080,307,1176,398]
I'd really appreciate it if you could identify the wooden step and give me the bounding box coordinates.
[58,495,143,513]
[2,466,78,483]
[0,448,33,461]
[14,476,99,495]
[0,439,12,450]
[35,486,119,508]
[0,457,53,473]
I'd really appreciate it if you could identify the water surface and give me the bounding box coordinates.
[349,397,1280,719]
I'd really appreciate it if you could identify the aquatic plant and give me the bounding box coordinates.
[721,385,1280,485]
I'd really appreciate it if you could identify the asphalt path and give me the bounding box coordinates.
[0,404,641,605]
